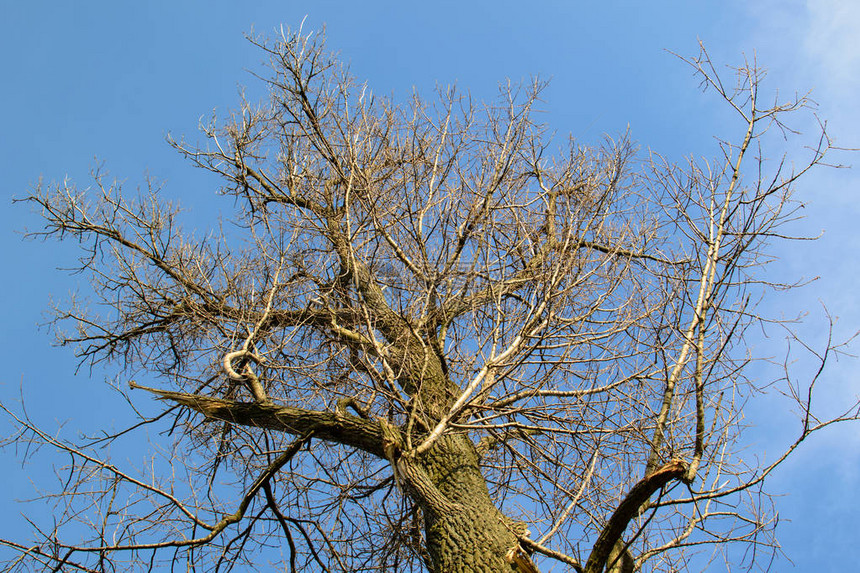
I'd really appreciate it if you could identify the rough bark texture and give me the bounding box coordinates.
[414,435,524,572]
[425,506,519,572]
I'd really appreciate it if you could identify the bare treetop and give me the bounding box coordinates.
[2,28,855,573]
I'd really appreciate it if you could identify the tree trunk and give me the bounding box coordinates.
[398,434,536,572]
[425,506,520,572]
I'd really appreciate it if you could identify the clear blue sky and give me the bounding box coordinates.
[1,1,858,570]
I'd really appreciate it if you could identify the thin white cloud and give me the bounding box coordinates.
[740,0,859,143]
[804,0,860,102]
[739,0,860,543]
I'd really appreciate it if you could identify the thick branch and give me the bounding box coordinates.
[129,382,387,458]
[584,459,687,573]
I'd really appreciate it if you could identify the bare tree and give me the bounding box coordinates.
[2,28,856,573]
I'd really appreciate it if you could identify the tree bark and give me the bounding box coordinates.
[425,505,520,572]
[399,434,535,572]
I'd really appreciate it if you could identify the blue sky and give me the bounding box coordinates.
[1,1,857,570]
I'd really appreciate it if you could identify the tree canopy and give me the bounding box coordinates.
[2,28,856,573]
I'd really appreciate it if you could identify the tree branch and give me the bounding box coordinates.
[585,459,687,573]
[129,382,388,458]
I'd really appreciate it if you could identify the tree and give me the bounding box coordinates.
[1,28,856,572]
